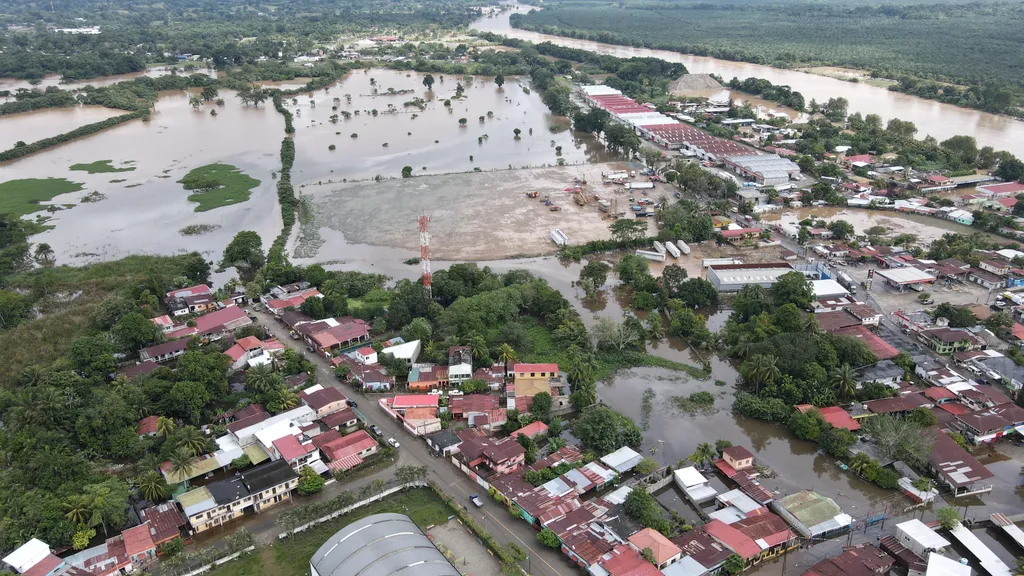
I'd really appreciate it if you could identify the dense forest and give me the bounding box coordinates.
[510,0,1023,114]
[0,0,484,80]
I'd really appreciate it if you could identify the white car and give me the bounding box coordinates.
[387,438,400,448]
[428,389,443,395]
[448,389,464,396]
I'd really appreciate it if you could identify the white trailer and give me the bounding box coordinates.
[550,229,570,247]
[676,240,691,255]
[636,250,666,262]
[625,181,655,190]
[653,241,666,254]
[702,257,742,268]
[665,241,681,258]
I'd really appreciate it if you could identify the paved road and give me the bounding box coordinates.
[254,310,577,576]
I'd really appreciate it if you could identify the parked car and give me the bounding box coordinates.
[428,389,443,395]
[305,345,314,352]
[448,389,464,396]
[470,494,484,508]
[347,399,358,408]
[387,438,400,448]
[370,425,383,436]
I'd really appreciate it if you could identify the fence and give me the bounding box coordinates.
[277,480,428,539]
[173,546,256,576]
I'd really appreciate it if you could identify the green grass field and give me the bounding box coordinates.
[178,163,261,212]
[0,178,84,216]
[204,488,450,576]
[69,160,136,174]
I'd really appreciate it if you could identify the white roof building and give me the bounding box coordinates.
[231,405,315,447]
[3,539,51,573]
[674,467,717,504]
[600,446,644,473]
[382,340,421,364]
[896,519,950,558]
[811,279,850,299]
[925,553,972,576]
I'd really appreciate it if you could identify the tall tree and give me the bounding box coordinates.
[831,363,857,402]
[138,471,170,502]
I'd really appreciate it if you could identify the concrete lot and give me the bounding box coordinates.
[298,162,659,261]
[428,521,503,576]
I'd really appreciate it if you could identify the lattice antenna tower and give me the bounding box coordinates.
[419,215,432,297]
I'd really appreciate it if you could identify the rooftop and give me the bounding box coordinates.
[310,513,459,576]
[628,528,682,565]
[241,459,298,493]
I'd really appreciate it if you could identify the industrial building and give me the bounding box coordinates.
[310,513,460,576]
[874,267,937,291]
[707,262,796,292]
[723,154,802,186]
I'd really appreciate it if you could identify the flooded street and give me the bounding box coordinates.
[472,5,1024,157]
[0,89,282,264]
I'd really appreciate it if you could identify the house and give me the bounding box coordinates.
[223,336,286,371]
[448,346,474,383]
[514,420,549,440]
[264,288,322,316]
[355,346,377,365]
[795,405,861,431]
[857,359,905,388]
[802,543,894,576]
[300,386,349,419]
[843,154,873,168]
[628,528,682,569]
[194,306,252,339]
[448,394,500,420]
[321,408,359,432]
[346,363,394,391]
[408,364,449,391]
[320,430,378,473]
[138,502,187,547]
[702,519,761,562]
[166,284,212,300]
[175,460,298,532]
[299,317,371,353]
[980,259,1011,276]
[512,363,560,399]
[594,544,662,576]
[771,490,852,539]
[919,327,984,354]
[459,434,526,476]
[381,339,421,365]
[601,446,644,473]
[426,429,464,456]
[732,512,796,560]
[722,446,754,471]
[138,415,160,438]
[968,268,1004,289]
[675,466,717,504]
[271,434,321,472]
[956,404,1024,444]
[928,429,994,496]
[667,528,733,576]
[184,293,216,314]
[140,338,191,363]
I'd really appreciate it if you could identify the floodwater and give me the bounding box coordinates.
[283,68,615,183]
[0,89,282,264]
[472,5,1024,157]
[760,206,992,244]
[0,105,125,151]
[676,88,809,123]
[0,66,216,93]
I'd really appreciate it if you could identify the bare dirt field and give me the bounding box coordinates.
[427,521,502,576]
[299,162,657,260]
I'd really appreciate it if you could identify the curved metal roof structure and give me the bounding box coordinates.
[310,513,460,576]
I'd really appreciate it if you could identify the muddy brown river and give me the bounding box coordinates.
[472,5,1024,157]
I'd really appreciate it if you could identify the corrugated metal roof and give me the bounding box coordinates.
[310,513,459,576]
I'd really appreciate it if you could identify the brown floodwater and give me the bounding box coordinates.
[283,68,615,183]
[761,206,999,244]
[0,89,282,264]
[0,105,125,150]
[0,66,216,93]
[472,5,1024,157]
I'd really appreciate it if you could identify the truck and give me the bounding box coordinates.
[676,240,691,255]
[835,271,858,294]
[653,241,666,255]
[625,181,655,190]
[665,241,681,258]
[470,494,484,508]
[635,249,666,262]
[597,199,611,213]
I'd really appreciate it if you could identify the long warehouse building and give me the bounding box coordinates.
[707,262,798,292]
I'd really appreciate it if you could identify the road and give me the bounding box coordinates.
[253,309,577,576]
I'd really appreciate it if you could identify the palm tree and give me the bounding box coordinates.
[740,354,781,393]
[688,442,717,470]
[278,389,299,411]
[497,343,517,376]
[548,437,567,452]
[138,471,170,502]
[176,426,207,456]
[168,447,196,487]
[848,452,872,475]
[157,416,176,439]
[65,495,91,525]
[831,363,858,402]
[86,485,113,535]
[33,243,55,266]
[565,346,596,390]
[246,364,278,393]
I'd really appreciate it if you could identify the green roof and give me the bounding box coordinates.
[244,443,270,464]
[176,486,214,509]
[777,490,842,526]
[163,455,221,484]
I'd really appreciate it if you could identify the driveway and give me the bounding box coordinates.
[252,309,578,576]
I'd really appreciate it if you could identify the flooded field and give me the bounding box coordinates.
[761,206,988,244]
[282,68,614,183]
[673,87,809,123]
[0,105,126,151]
[0,89,282,264]
[0,66,215,93]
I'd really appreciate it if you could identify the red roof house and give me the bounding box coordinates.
[138,415,160,438]
[703,519,761,560]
